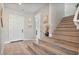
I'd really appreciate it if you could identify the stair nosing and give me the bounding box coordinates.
[53,33,79,37]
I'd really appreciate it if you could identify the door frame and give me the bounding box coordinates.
[35,13,41,43]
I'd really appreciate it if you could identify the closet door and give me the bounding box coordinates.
[35,13,41,39]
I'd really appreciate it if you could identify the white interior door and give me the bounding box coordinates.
[9,14,24,42]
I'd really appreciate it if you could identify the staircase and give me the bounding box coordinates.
[53,16,79,54]
[53,16,79,43]
[33,16,79,55]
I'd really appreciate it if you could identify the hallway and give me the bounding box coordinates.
[3,16,79,55]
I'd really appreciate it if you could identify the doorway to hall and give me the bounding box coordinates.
[43,15,49,37]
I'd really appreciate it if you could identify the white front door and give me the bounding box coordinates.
[9,14,24,42]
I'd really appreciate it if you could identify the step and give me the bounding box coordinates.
[42,39,78,53]
[58,22,75,26]
[53,34,79,43]
[61,19,74,22]
[60,22,74,25]
[56,27,77,31]
[57,25,76,28]
[59,22,75,25]
[60,21,74,24]
[33,42,68,55]
[53,32,79,37]
[62,19,73,21]
[40,40,78,55]
[44,38,78,47]
[56,26,76,29]
[54,31,79,37]
[61,20,73,22]
[63,16,74,20]
[52,38,79,47]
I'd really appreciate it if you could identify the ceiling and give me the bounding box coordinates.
[4,3,47,14]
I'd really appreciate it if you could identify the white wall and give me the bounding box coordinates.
[0,4,1,54]
[1,8,36,43]
[49,3,64,36]
[64,3,77,17]
[1,8,9,44]
[0,4,8,54]
[24,15,36,39]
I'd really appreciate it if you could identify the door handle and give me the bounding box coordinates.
[22,29,23,32]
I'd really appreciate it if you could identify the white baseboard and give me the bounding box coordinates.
[4,39,36,44]
[49,33,52,37]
